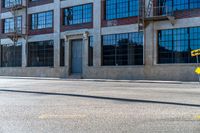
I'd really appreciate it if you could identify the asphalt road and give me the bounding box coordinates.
[0,77,200,133]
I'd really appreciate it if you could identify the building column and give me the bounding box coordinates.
[144,23,154,66]
[93,0,102,67]
[83,32,89,67]
[143,22,155,79]
[53,0,61,68]
[22,40,27,67]
[64,36,70,76]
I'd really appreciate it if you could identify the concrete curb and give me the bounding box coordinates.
[0,76,199,84]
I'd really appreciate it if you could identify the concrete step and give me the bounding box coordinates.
[68,74,83,79]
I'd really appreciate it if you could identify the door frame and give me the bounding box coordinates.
[70,39,83,75]
[64,32,89,77]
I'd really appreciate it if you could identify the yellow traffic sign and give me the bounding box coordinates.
[195,67,200,75]
[191,49,200,57]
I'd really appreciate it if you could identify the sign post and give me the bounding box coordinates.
[191,49,200,82]
[196,56,200,82]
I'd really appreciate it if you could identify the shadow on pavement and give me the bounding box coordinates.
[0,89,200,108]
[0,76,187,84]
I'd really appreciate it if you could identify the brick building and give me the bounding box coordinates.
[0,0,200,81]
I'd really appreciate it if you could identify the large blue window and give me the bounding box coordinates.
[102,32,143,66]
[0,43,22,67]
[158,27,200,64]
[63,4,92,25]
[31,11,53,30]
[3,0,22,8]
[88,36,94,66]
[157,0,200,15]
[4,16,22,33]
[60,39,65,67]
[28,40,54,67]
[105,0,139,20]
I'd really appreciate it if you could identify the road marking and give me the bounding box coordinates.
[38,114,86,119]
[196,115,200,120]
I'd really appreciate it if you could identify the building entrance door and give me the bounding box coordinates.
[71,39,83,74]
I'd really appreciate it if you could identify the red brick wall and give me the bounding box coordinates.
[28,28,53,35]
[60,23,93,32]
[174,9,200,19]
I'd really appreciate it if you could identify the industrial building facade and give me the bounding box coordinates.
[0,0,200,81]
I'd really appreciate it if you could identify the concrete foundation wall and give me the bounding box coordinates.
[0,67,67,78]
[84,65,197,81]
[0,64,197,81]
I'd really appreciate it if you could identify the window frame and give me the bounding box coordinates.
[88,36,94,66]
[157,27,200,64]
[63,3,93,26]
[3,0,22,8]
[0,42,22,67]
[105,0,139,20]
[102,32,144,66]
[3,16,22,34]
[31,10,53,30]
[28,40,54,67]
[157,0,200,15]
[60,39,65,67]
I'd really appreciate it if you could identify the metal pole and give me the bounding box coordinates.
[196,55,200,82]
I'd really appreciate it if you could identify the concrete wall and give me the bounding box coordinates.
[0,0,199,81]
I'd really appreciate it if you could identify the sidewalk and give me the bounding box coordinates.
[0,76,199,84]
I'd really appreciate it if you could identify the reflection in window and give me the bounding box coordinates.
[157,0,200,15]
[3,0,22,8]
[102,32,143,66]
[105,0,139,20]
[60,39,65,66]
[28,40,54,67]
[31,11,53,30]
[158,27,200,64]
[4,16,22,33]
[88,36,93,66]
[63,4,92,25]
[0,43,22,67]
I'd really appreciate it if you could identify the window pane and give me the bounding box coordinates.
[157,0,200,15]
[88,36,94,66]
[158,27,200,64]
[28,40,54,67]
[106,0,139,20]
[0,43,22,67]
[31,11,53,30]
[64,4,92,25]
[60,39,65,66]
[102,32,143,66]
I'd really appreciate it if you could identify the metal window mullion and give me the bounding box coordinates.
[172,30,174,63]
[36,14,38,29]
[128,0,130,17]
[188,0,190,9]
[188,28,191,63]
[13,44,16,67]
[116,0,118,19]
[82,5,83,24]
[43,42,46,66]
[115,34,117,66]
[44,12,47,28]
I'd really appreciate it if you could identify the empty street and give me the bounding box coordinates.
[0,77,200,133]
